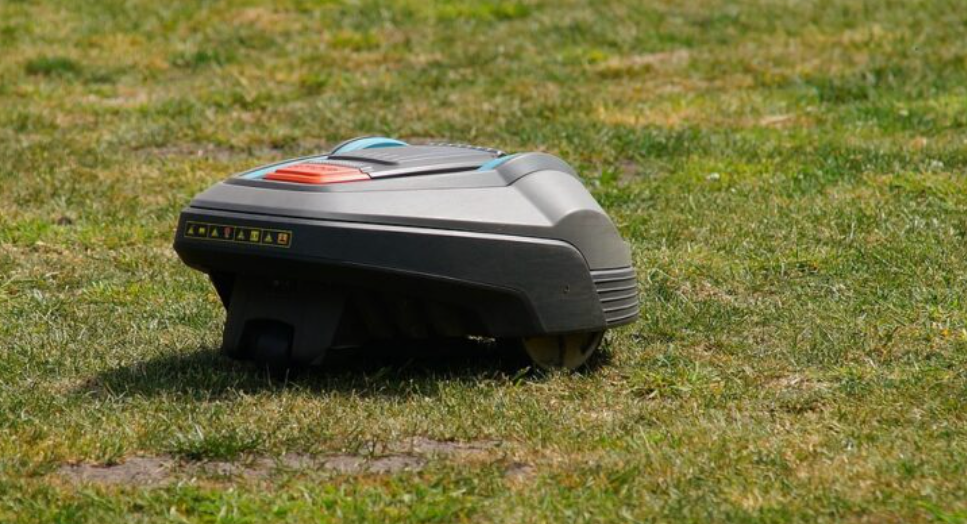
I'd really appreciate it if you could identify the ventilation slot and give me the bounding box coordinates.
[591,267,639,326]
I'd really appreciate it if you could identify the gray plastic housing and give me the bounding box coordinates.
[173,142,638,360]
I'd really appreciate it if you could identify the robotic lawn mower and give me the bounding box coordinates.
[174,137,638,371]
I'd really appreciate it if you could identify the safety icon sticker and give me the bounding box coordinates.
[184,221,292,248]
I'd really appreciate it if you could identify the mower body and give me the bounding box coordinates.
[173,138,637,368]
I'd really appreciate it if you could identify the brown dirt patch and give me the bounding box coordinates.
[190,453,428,478]
[319,454,427,474]
[386,436,501,457]
[57,456,172,486]
[55,438,520,486]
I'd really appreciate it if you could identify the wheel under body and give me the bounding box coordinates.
[240,323,605,374]
[511,331,605,371]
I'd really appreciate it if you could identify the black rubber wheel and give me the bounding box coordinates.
[514,331,605,371]
[249,323,293,377]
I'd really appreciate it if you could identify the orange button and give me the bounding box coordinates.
[265,163,369,184]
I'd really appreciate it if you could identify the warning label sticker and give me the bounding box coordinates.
[184,221,292,248]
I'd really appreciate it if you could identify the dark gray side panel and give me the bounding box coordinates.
[174,209,608,335]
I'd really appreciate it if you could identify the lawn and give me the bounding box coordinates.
[0,0,965,522]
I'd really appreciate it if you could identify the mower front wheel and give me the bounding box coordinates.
[510,331,605,371]
[247,322,295,377]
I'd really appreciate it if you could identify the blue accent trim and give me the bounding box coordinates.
[239,155,328,179]
[477,153,519,171]
[332,137,407,154]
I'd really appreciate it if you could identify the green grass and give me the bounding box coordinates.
[0,0,964,522]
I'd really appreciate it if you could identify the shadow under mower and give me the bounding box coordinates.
[173,137,638,372]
